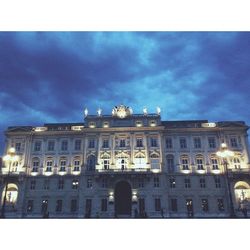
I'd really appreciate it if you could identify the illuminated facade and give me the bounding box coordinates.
[0,105,250,218]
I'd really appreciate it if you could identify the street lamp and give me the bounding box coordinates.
[1,147,18,218]
[216,142,235,218]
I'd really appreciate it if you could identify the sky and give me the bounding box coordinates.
[0,32,250,154]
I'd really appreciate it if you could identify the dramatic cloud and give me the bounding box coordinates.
[0,32,250,154]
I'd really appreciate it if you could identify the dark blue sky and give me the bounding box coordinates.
[0,32,250,154]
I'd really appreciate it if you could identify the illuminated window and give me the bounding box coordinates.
[154,176,160,187]
[194,137,201,149]
[170,198,178,212]
[102,139,109,148]
[201,199,209,212]
[88,139,95,148]
[214,176,221,188]
[46,160,53,172]
[34,141,41,151]
[154,198,161,211]
[233,157,241,169]
[74,140,81,151]
[2,183,19,205]
[211,158,219,170]
[15,142,21,152]
[56,200,62,212]
[73,160,80,171]
[59,160,66,172]
[119,139,126,147]
[43,179,50,190]
[184,178,191,188]
[30,179,36,190]
[72,179,79,189]
[200,178,206,188]
[103,121,109,128]
[32,160,39,172]
[165,137,172,149]
[169,177,176,188]
[149,120,156,127]
[180,138,187,149]
[151,138,157,147]
[196,156,204,170]
[101,198,107,212]
[181,156,189,170]
[27,200,33,213]
[230,137,238,148]
[166,155,175,172]
[48,141,55,151]
[71,199,77,212]
[208,137,216,148]
[58,179,64,189]
[136,138,143,147]
[134,153,146,169]
[135,120,143,127]
[217,198,224,211]
[87,178,93,188]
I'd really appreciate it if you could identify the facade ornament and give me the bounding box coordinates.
[112,105,132,119]
[156,106,161,115]
[143,107,148,116]
[97,108,102,116]
[84,108,88,117]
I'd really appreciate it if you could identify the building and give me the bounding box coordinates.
[0,105,250,218]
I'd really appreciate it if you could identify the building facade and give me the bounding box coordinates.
[1,105,250,218]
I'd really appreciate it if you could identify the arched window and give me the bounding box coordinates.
[166,155,175,173]
[1,183,18,206]
[101,154,110,170]
[59,158,67,172]
[233,157,241,169]
[32,158,40,172]
[87,155,96,171]
[73,158,81,171]
[196,155,204,170]
[234,181,250,209]
[45,158,53,172]
[134,153,146,169]
[211,157,219,170]
[181,155,189,170]
[150,153,160,170]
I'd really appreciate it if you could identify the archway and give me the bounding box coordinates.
[234,181,250,210]
[115,181,132,216]
[1,183,18,206]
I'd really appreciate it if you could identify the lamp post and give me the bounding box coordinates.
[216,143,235,218]
[1,147,18,218]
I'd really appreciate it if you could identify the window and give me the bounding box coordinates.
[217,199,224,211]
[170,198,178,212]
[200,178,206,188]
[15,142,21,152]
[214,176,221,188]
[73,160,80,171]
[155,198,161,211]
[72,179,79,189]
[134,153,146,169]
[119,139,126,147]
[180,138,187,149]
[154,176,160,187]
[101,198,108,212]
[151,138,157,147]
[166,155,175,172]
[56,200,62,212]
[181,156,189,170]
[101,178,108,188]
[186,199,193,217]
[103,159,110,170]
[150,154,160,170]
[58,179,64,189]
[230,137,238,148]
[88,139,95,148]
[43,179,50,190]
[85,199,92,217]
[201,199,209,212]
[194,137,201,149]
[208,137,216,148]
[32,160,39,172]
[139,198,145,215]
[59,160,66,172]
[196,157,204,170]
[41,199,48,214]
[46,160,53,172]
[74,140,81,151]
[87,155,96,171]
[27,200,33,212]
[136,138,143,147]
[165,138,172,149]
[233,157,241,169]
[48,141,55,151]
[211,158,219,170]
[71,199,77,212]
[102,139,109,148]
[30,179,36,190]
[87,178,92,188]
[138,178,144,188]
[61,140,68,151]
[184,178,191,188]
[34,141,41,151]
[169,177,176,188]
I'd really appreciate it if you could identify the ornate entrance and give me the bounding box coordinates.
[115,181,132,216]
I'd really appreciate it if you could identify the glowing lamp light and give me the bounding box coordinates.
[109,191,114,203]
[58,171,66,176]
[182,169,191,174]
[196,169,206,174]
[151,169,160,173]
[211,169,220,174]
[132,191,138,203]
[44,171,53,176]
[9,147,16,154]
